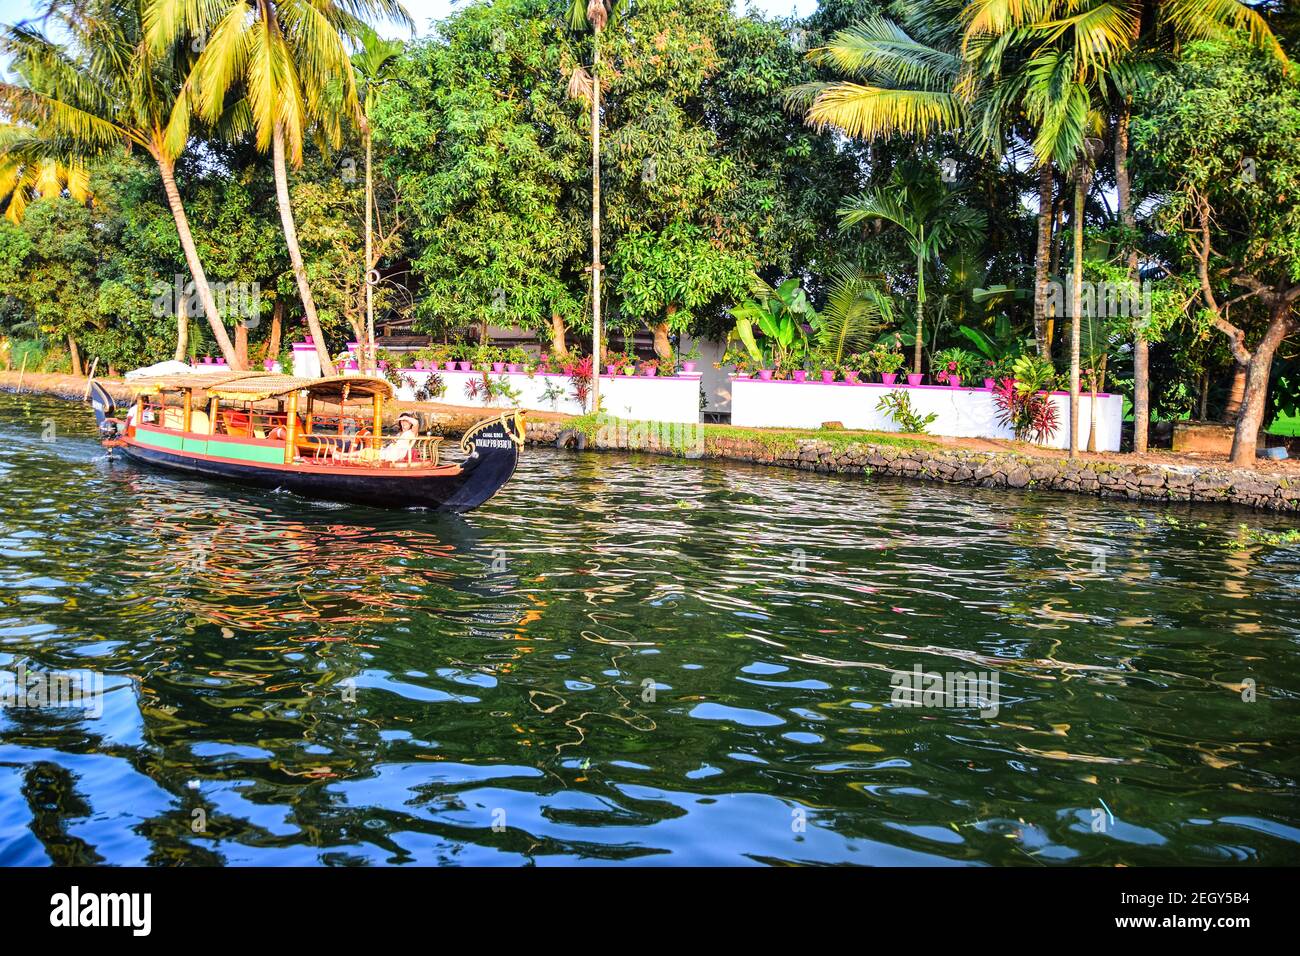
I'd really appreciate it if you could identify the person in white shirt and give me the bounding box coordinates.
[379,413,420,463]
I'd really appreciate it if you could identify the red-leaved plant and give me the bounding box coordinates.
[564,355,594,411]
[992,378,1059,444]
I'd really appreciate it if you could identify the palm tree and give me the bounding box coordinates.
[147,0,412,378]
[352,25,404,372]
[839,161,986,374]
[961,0,1289,452]
[788,1,1065,360]
[0,0,243,366]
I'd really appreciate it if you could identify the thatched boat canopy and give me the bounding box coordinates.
[128,372,393,405]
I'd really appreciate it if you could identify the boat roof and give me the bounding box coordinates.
[129,372,393,403]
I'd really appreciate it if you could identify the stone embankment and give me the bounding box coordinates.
[525,418,1300,512]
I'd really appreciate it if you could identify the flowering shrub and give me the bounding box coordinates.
[930,347,979,383]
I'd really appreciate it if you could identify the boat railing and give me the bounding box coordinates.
[292,433,445,469]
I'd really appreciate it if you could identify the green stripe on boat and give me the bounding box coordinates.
[137,429,284,465]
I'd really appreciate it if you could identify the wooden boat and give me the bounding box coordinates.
[90,372,524,512]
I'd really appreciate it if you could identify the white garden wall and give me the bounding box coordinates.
[394,368,703,424]
[730,378,1124,452]
[291,342,322,380]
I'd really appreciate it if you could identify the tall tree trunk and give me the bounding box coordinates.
[1033,163,1054,358]
[364,126,375,372]
[267,298,284,366]
[67,335,82,377]
[1086,354,1108,452]
[156,154,241,368]
[174,304,188,363]
[235,322,248,369]
[550,311,568,358]
[1230,305,1292,466]
[653,307,674,362]
[913,240,925,375]
[1222,365,1247,422]
[272,123,335,377]
[1046,200,1065,354]
[589,27,603,412]
[1115,108,1148,453]
[1069,173,1085,458]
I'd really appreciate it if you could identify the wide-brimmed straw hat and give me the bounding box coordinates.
[396,412,420,429]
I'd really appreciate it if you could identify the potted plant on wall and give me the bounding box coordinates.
[932,347,978,388]
[505,346,528,374]
[844,353,874,384]
[720,344,752,379]
[680,340,701,374]
[872,347,904,385]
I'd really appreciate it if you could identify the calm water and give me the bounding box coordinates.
[0,394,1297,866]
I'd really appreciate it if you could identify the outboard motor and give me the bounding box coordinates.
[89,381,119,439]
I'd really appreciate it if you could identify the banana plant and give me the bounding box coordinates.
[957,314,1033,378]
[730,277,817,373]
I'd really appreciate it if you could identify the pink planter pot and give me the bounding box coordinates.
[414,360,425,370]
[606,364,617,376]
[457,361,472,371]
[845,370,860,384]
[444,361,456,371]
[906,373,923,387]
[984,377,996,389]
[792,370,807,383]
[202,356,213,364]
[492,362,506,373]
[734,372,751,379]
[643,367,658,377]
[948,376,962,388]
[881,373,898,385]
[821,370,836,383]
[263,359,276,371]
[508,363,521,374]
[757,369,774,381]
[682,361,697,373]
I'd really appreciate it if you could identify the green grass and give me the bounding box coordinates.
[701,423,934,453]
[563,412,935,459]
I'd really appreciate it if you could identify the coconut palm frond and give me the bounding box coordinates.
[812,16,962,89]
[1161,0,1288,64]
[817,266,893,365]
[806,83,965,140]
